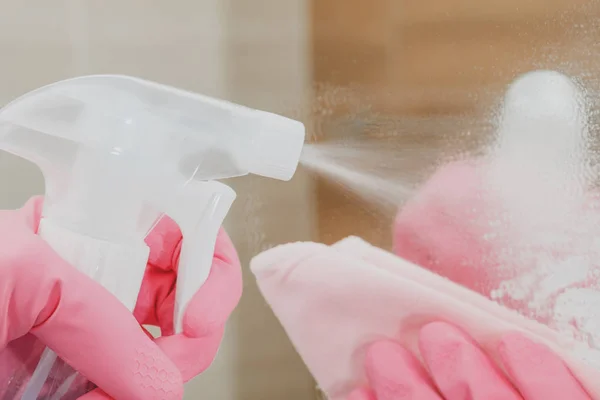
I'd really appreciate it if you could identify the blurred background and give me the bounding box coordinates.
[1,0,600,398]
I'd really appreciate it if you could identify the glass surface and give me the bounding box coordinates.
[1,1,600,398]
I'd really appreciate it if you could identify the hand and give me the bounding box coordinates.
[136,212,243,382]
[0,197,184,399]
[0,196,243,399]
[83,202,243,398]
[348,322,590,400]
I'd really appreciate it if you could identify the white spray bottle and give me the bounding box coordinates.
[0,75,305,399]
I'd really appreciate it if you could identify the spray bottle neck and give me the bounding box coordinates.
[38,217,150,311]
[43,146,162,244]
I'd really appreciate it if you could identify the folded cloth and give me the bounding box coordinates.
[251,237,600,400]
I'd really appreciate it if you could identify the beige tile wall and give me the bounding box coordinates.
[0,1,316,398]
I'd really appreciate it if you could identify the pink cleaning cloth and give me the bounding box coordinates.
[251,237,600,400]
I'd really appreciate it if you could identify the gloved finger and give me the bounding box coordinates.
[28,250,183,400]
[133,219,240,383]
[175,228,242,337]
[77,388,112,400]
[498,333,591,400]
[136,219,242,337]
[154,328,225,382]
[76,326,188,400]
[134,216,181,327]
[0,197,46,346]
[347,387,376,400]
[419,322,522,400]
[364,340,442,400]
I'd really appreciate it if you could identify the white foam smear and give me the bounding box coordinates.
[489,71,589,220]
[485,71,600,363]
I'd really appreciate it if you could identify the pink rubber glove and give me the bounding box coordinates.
[348,322,590,400]
[0,196,242,399]
[84,211,243,398]
[0,197,183,399]
[132,212,243,384]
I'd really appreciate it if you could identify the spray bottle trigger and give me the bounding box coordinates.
[169,180,237,334]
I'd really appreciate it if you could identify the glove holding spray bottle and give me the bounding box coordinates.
[0,196,184,400]
[0,75,305,399]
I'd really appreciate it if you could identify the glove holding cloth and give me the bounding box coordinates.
[251,237,600,400]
